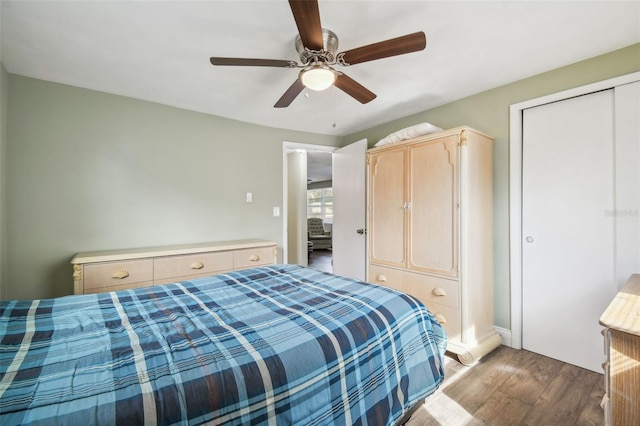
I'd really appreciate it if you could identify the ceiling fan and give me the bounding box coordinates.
[209,0,426,108]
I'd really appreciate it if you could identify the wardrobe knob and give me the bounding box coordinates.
[377,274,387,283]
[435,313,447,324]
[432,288,446,296]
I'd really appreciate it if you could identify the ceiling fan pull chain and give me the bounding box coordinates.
[332,88,337,128]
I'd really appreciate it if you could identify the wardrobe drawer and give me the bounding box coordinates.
[154,251,233,281]
[423,300,461,341]
[234,246,275,269]
[369,265,409,292]
[369,265,459,308]
[83,259,154,291]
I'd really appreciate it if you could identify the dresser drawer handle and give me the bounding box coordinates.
[249,254,260,262]
[190,261,204,270]
[435,313,447,324]
[376,274,387,283]
[112,270,130,279]
[432,288,446,296]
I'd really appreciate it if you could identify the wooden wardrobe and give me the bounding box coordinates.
[367,126,501,364]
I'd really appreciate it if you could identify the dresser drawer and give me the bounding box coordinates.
[369,264,459,308]
[233,246,275,269]
[154,251,234,281]
[84,280,155,294]
[83,259,154,291]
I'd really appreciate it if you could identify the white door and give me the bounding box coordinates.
[522,90,616,372]
[332,139,367,280]
[614,81,640,289]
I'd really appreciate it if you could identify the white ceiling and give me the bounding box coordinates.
[307,150,333,183]
[2,1,639,137]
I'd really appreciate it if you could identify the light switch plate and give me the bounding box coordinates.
[245,192,253,203]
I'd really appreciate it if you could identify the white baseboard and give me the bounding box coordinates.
[494,326,512,347]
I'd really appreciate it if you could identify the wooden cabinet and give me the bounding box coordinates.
[72,239,277,294]
[367,126,501,364]
[369,133,459,276]
[600,274,640,426]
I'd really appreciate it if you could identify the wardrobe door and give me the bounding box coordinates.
[368,148,407,267]
[522,89,616,372]
[408,137,459,276]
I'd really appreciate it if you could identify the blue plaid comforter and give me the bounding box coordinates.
[0,264,446,425]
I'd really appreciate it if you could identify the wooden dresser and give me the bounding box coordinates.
[600,274,640,425]
[367,126,501,364]
[71,239,277,294]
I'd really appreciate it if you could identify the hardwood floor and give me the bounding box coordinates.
[308,249,332,273]
[407,345,605,425]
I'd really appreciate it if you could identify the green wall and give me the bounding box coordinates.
[5,75,339,299]
[342,43,640,330]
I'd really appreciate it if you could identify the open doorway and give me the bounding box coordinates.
[306,151,333,273]
[282,139,367,280]
[282,142,335,270]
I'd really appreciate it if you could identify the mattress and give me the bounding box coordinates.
[0,264,446,425]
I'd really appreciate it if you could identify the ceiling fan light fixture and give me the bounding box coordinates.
[299,65,336,91]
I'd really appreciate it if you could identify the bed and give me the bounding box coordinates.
[0,264,446,425]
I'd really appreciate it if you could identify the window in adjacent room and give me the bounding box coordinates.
[307,187,333,223]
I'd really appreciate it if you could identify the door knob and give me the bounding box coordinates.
[526,236,534,243]
[356,228,366,235]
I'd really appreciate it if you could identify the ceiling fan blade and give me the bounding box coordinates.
[274,79,305,108]
[210,57,297,68]
[334,73,376,104]
[339,32,426,65]
[288,0,323,51]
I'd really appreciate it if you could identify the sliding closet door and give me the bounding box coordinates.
[614,81,640,289]
[522,89,616,372]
